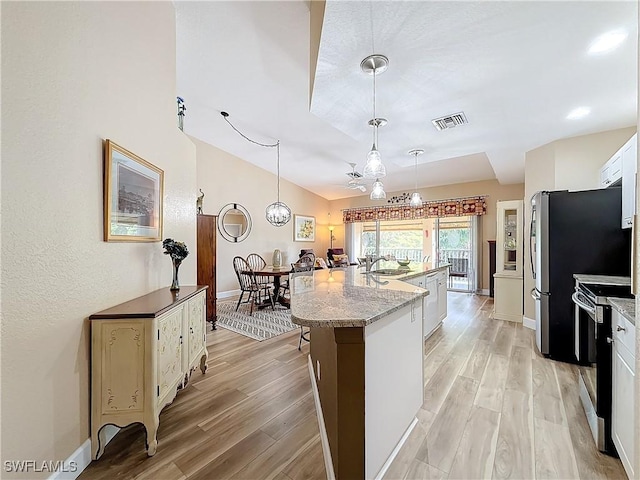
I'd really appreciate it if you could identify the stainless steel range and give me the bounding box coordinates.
[572,274,632,454]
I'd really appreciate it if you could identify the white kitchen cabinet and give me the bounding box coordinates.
[611,308,635,479]
[90,286,208,460]
[402,269,447,338]
[424,273,439,337]
[496,200,523,276]
[437,270,447,322]
[600,150,623,188]
[494,200,524,322]
[621,133,637,229]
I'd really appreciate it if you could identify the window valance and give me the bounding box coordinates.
[342,196,487,223]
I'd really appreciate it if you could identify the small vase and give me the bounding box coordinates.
[272,249,282,268]
[170,259,182,291]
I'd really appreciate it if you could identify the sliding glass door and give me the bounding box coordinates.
[433,216,478,292]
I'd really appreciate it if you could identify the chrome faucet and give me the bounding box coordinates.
[357,254,388,273]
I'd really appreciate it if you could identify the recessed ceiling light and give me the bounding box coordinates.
[588,30,628,55]
[566,107,591,120]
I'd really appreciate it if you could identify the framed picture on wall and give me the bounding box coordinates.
[104,139,164,242]
[293,214,315,242]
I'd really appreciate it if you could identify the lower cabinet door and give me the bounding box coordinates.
[187,292,206,368]
[423,275,439,337]
[437,272,447,321]
[157,307,184,404]
[612,344,635,479]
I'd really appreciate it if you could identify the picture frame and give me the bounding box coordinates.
[104,139,164,242]
[293,214,315,242]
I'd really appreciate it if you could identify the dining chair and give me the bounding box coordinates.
[232,256,274,315]
[280,252,315,299]
[290,259,314,350]
[246,253,273,290]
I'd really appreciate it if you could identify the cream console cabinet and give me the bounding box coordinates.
[90,286,208,460]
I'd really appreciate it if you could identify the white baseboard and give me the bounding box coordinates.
[493,311,523,323]
[49,426,119,480]
[307,355,335,480]
[374,417,419,480]
[479,289,490,296]
[217,289,240,299]
[523,316,536,330]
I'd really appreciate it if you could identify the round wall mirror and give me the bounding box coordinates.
[218,203,252,243]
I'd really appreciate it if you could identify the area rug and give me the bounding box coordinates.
[215,299,298,341]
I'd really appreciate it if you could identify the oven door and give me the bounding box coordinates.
[572,288,597,364]
[572,286,614,453]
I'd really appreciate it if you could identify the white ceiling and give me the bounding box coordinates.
[176,1,638,201]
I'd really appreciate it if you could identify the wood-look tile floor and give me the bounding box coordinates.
[81,293,627,480]
[384,294,627,480]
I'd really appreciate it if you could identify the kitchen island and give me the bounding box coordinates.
[289,265,434,479]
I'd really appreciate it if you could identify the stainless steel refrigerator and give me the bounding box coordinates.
[530,188,630,362]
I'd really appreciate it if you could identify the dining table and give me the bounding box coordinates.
[245,265,291,309]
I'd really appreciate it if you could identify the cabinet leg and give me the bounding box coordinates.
[211,316,217,330]
[91,426,107,460]
[144,420,159,457]
[200,353,208,374]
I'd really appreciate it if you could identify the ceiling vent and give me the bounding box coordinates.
[432,112,468,131]
[347,170,363,179]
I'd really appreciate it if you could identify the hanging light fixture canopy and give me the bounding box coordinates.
[408,149,424,207]
[221,112,291,226]
[360,54,388,180]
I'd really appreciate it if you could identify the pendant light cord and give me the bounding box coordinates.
[370,2,378,149]
[221,111,281,201]
[276,142,281,203]
[221,112,278,148]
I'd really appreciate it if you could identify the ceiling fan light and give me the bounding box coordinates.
[370,179,386,200]
[265,201,291,226]
[409,192,423,207]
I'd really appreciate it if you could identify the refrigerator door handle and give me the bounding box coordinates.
[529,207,536,279]
[530,287,549,300]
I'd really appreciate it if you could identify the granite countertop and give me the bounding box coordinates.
[289,265,431,328]
[608,297,636,326]
[573,274,631,286]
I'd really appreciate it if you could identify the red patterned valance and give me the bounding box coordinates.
[342,196,487,223]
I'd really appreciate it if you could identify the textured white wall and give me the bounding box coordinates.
[192,137,331,294]
[1,2,196,474]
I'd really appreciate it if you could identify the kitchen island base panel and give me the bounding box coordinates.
[309,301,424,479]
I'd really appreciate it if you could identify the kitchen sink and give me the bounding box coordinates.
[361,268,409,276]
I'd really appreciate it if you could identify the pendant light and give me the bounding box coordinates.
[370,178,386,200]
[408,149,424,207]
[221,112,291,226]
[360,54,388,179]
[265,142,292,226]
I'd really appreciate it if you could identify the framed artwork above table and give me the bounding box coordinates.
[294,214,315,242]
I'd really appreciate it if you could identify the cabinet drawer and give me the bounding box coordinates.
[613,309,636,363]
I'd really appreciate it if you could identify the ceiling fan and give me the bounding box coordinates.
[342,163,367,192]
